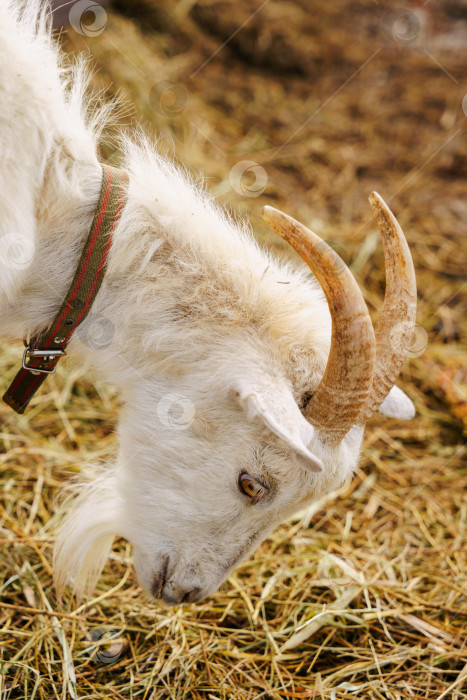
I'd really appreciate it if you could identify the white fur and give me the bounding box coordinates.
[379,385,415,420]
[0,1,413,603]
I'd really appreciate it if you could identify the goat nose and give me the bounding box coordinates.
[162,585,201,605]
[182,587,201,604]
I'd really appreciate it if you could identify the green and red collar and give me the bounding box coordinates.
[3,164,128,414]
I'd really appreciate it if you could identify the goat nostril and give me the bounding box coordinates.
[182,587,201,604]
[151,573,162,599]
[152,555,170,599]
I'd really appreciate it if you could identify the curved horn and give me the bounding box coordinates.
[358,193,417,423]
[262,206,375,445]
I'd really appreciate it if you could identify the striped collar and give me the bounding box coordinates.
[3,164,128,414]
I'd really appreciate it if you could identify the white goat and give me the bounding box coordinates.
[0,1,416,605]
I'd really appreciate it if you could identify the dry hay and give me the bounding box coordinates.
[1,1,466,698]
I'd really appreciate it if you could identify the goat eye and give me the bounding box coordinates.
[238,473,266,503]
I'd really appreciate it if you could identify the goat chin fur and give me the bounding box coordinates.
[52,467,124,596]
[0,1,414,600]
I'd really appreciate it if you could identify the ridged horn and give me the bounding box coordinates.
[262,206,376,445]
[358,192,417,423]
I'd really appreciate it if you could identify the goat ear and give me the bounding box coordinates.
[234,375,324,472]
[378,385,415,420]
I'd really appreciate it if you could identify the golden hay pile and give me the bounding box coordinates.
[1,1,466,697]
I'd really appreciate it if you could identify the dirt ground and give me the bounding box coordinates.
[1,1,466,698]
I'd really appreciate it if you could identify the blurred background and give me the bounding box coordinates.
[1,1,466,697]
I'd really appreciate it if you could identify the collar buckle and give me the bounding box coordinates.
[22,347,66,375]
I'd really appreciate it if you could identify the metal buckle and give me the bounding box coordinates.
[22,347,66,375]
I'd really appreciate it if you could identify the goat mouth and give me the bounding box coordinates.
[152,555,170,599]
